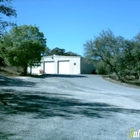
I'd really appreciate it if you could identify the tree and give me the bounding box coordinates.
[49,47,65,55]
[0,0,16,68]
[0,57,4,66]
[44,47,80,56]
[84,29,125,80]
[132,33,140,80]
[0,33,11,67]
[2,25,46,75]
[43,47,51,56]
[0,0,16,36]
[65,51,80,56]
[118,36,140,80]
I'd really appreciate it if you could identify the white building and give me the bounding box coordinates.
[28,55,95,75]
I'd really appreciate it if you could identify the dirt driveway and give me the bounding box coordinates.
[0,75,140,140]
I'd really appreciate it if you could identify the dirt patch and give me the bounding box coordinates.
[0,69,19,76]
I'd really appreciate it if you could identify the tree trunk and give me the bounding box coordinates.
[23,65,27,75]
[113,69,121,81]
[105,60,121,81]
[100,57,122,81]
[138,72,140,81]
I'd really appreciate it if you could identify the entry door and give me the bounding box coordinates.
[73,65,77,74]
[44,61,55,74]
[58,61,70,74]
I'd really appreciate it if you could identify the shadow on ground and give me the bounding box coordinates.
[0,90,140,120]
[0,132,15,140]
[0,76,36,87]
[31,74,87,78]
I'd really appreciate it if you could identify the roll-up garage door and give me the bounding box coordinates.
[44,61,55,74]
[58,61,70,74]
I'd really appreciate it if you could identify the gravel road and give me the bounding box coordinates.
[0,75,140,140]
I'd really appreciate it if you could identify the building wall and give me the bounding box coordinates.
[81,58,95,74]
[27,64,43,75]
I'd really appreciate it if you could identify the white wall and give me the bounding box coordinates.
[27,63,43,75]
[42,55,81,74]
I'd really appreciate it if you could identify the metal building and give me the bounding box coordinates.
[28,55,95,75]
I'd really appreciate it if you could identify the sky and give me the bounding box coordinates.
[10,0,140,56]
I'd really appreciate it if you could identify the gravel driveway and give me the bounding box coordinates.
[0,75,140,140]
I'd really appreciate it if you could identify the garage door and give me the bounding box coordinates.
[44,61,55,74]
[58,61,70,74]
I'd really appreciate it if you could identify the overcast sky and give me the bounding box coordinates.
[12,0,140,56]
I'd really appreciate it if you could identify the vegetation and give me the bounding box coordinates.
[84,29,140,82]
[0,0,16,67]
[1,25,46,75]
[0,0,16,36]
[44,47,80,56]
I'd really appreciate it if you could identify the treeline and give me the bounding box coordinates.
[84,29,140,81]
[44,47,80,56]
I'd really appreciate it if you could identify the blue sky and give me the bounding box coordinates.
[12,0,140,56]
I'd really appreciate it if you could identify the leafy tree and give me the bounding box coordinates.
[65,51,80,56]
[45,47,80,56]
[50,47,65,55]
[43,47,51,56]
[2,25,46,75]
[132,33,140,79]
[119,38,140,80]
[95,60,107,74]
[118,40,134,77]
[0,57,4,67]
[0,0,16,36]
[0,33,11,67]
[0,0,16,67]
[84,29,125,80]
[84,29,140,81]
